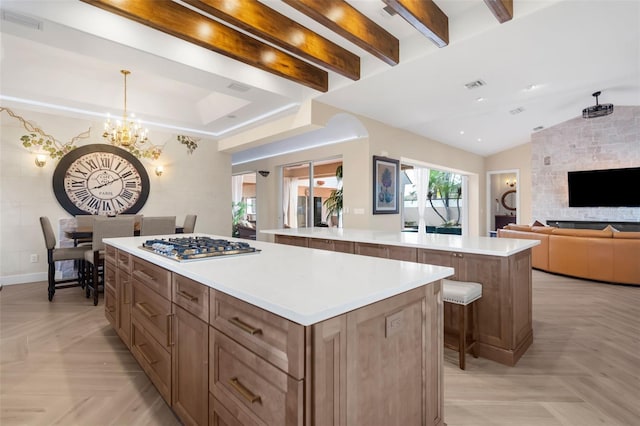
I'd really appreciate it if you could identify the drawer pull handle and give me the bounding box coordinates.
[107,306,116,313]
[177,289,198,302]
[228,317,262,335]
[229,377,261,404]
[137,343,158,365]
[134,270,156,282]
[136,302,158,318]
[167,314,174,347]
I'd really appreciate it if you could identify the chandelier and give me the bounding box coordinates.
[103,70,161,160]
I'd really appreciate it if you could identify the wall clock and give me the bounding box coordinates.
[52,144,150,215]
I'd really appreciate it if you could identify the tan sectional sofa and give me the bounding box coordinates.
[498,224,640,285]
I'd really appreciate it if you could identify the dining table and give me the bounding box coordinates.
[64,225,184,245]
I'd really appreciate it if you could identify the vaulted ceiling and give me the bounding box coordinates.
[1,0,638,158]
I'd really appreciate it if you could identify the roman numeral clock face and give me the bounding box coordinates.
[53,144,150,216]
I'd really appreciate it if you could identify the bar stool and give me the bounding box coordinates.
[442,279,482,370]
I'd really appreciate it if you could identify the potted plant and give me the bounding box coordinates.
[323,165,343,227]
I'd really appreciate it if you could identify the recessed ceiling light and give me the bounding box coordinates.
[524,84,538,91]
[459,130,465,135]
[477,138,482,142]
[476,97,485,102]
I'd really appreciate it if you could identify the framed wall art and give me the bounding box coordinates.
[373,156,399,214]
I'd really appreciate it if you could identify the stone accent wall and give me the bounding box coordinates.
[531,106,640,223]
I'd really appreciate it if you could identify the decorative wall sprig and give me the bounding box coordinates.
[177,134,200,154]
[1,107,89,159]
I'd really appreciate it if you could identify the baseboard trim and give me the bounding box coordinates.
[0,272,47,285]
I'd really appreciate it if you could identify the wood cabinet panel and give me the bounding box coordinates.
[105,261,117,293]
[355,242,417,262]
[105,286,116,328]
[105,244,117,266]
[173,273,209,323]
[308,238,354,254]
[274,235,308,248]
[210,394,264,426]
[131,257,171,299]
[117,250,132,274]
[172,304,208,426]
[116,269,132,348]
[131,318,171,403]
[209,290,304,379]
[132,279,172,351]
[210,328,303,426]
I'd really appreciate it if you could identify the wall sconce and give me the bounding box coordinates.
[155,165,164,177]
[258,170,270,177]
[34,154,47,168]
[506,178,516,188]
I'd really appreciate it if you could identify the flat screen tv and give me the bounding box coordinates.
[568,167,640,207]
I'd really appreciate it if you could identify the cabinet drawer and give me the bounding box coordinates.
[210,329,303,426]
[131,319,171,403]
[132,279,172,350]
[118,250,132,274]
[105,261,117,293]
[274,235,308,248]
[355,242,417,261]
[308,238,354,254]
[173,273,209,322]
[104,287,116,328]
[105,245,117,266]
[131,256,171,299]
[209,290,304,379]
[210,394,265,426]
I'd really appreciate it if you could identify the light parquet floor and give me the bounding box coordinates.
[1,270,639,425]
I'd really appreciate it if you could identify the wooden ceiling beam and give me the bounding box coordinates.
[484,0,514,23]
[182,0,360,80]
[382,0,449,48]
[283,0,399,66]
[80,0,328,92]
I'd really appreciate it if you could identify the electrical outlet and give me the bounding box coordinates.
[385,311,403,338]
[30,254,39,263]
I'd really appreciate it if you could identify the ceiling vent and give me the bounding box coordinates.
[533,126,544,132]
[228,82,250,92]
[1,10,43,30]
[582,91,613,119]
[464,79,486,90]
[509,107,525,115]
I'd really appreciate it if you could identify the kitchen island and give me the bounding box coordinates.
[263,228,540,367]
[104,235,453,426]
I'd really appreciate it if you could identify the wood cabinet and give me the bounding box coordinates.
[107,247,444,426]
[273,235,533,367]
[307,238,354,254]
[355,242,417,262]
[418,248,532,366]
[274,235,308,248]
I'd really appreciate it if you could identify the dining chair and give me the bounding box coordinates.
[140,216,176,236]
[183,214,197,233]
[74,214,95,247]
[84,216,135,306]
[118,213,143,232]
[39,216,87,301]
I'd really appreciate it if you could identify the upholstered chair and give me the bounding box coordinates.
[84,216,135,306]
[183,214,197,233]
[39,216,87,301]
[140,216,177,236]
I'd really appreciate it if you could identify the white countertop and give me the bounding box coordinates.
[261,227,539,257]
[104,234,453,326]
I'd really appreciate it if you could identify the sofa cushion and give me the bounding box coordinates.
[611,230,640,239]
[530,220,546,227]
[504,224,532,232]
[531,226,555,234]
[551,228,613,238]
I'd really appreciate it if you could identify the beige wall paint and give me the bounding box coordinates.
[485,143,533,226]
[0,108,231,284]
[232,102,488,239]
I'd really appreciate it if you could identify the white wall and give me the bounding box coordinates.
[0,107,231,284]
